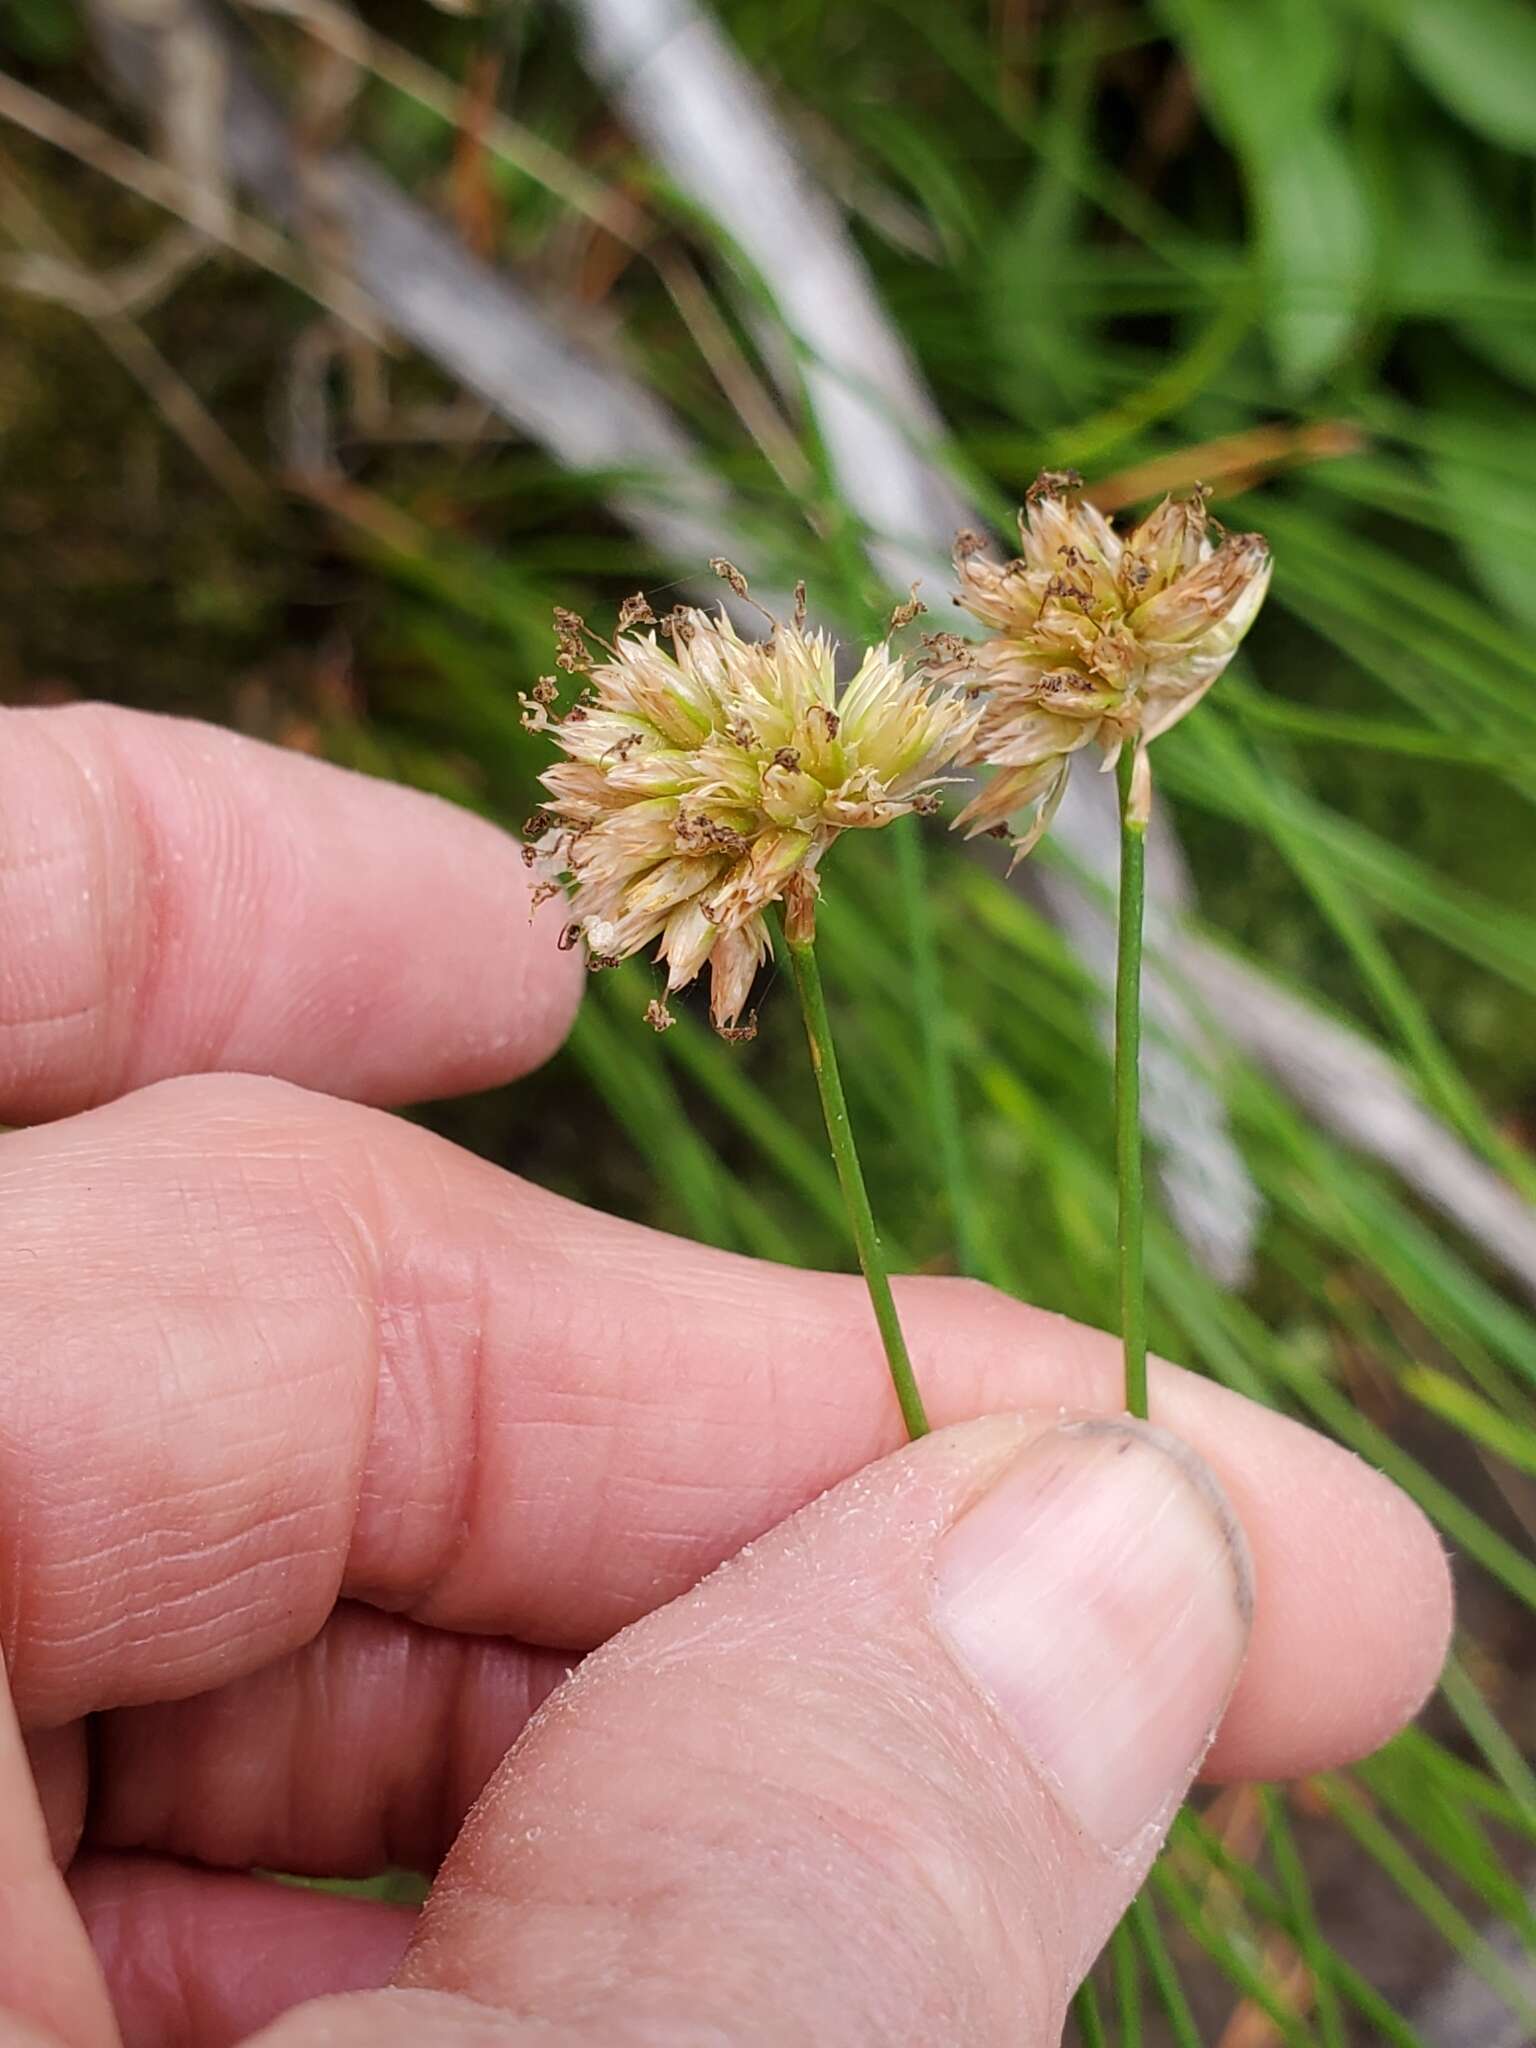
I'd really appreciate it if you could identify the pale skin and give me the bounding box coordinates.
[0,704,1452,2047]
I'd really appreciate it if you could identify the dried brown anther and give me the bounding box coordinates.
[552,607,593,673]
[524,594,975,1035]
[674,810,750,856]
[889,584,926,632]
[1027,468,1083,501]
[709,557,751,600]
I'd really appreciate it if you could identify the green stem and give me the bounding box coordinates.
[1115,747,1149,1420]
[785,930,930,1440]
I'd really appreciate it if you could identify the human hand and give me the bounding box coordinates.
[0,706,1451,2046]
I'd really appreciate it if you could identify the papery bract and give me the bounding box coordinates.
[946,472,1271,860]
[528,597,975,1033]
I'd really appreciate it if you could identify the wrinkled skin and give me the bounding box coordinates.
[0,704,1448,2048]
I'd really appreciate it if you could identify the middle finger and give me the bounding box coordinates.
[81,1606,569,1879]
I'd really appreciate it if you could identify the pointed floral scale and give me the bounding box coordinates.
[528,595,976,1033]
[947,472,1271,861]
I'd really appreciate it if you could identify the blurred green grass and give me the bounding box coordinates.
[4,0,1536,2037]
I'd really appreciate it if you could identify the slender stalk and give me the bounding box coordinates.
[785,929,930,1439]
[1115,747,1149,1420]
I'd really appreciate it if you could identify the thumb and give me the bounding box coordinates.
[0,1651,117,2048]
[257,1416,1251,2047]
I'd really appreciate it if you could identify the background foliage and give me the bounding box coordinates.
[3,0,1536,2039]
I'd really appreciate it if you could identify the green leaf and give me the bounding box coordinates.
[1180,1813,1429,2045]
[1377,137,1494,299]
[1431,406,1536,638]
[1440,1657,1536,1833]
[1157,0,1345,158]
[1403,1368,1536,1476]
[1070,1980,1107,2048]
[841,102,989,258]
[1129,1895,1203,2048]
[1156,0,1371,386]
[1390,0,1536,152]
[985,172,1097,420]
[1318,1776,1536,2024]
[1254,126,1374,389]
[983,32,1103,423]
[1263,1790,1349,2048]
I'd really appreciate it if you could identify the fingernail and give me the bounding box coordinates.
[934,1420,1252,1852]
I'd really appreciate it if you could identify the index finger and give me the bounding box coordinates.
[0,1076,1451,1786]
[0,704,581,1121]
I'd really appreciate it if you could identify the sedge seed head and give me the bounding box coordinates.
[946,471,1271,859]
[528,593,975,1033]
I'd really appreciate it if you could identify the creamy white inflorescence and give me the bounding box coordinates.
[526,596,976,1033]
[946,471,1272,860]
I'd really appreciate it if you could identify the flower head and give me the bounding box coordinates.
[526,584,975,1035]
[946,471,1271,859]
